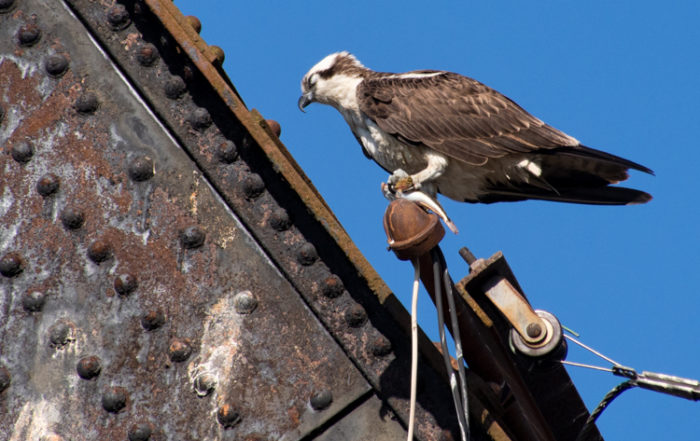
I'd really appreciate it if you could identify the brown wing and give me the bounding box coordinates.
[356,71,579,166]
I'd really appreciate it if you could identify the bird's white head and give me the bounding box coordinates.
[298,52,367,112]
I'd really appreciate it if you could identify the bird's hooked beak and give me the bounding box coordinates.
[298,92,314,113]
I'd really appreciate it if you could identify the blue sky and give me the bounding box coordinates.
[177,1,699,439]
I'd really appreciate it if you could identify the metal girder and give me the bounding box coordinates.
[1,0,469,440]
[0,1,372,439]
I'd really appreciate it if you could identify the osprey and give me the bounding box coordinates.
[299,52,652,205]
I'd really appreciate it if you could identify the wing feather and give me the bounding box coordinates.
[357,72,579,166]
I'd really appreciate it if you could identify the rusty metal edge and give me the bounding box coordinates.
[143,0,393,304]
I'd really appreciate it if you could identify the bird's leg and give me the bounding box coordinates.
[387,153,448,195]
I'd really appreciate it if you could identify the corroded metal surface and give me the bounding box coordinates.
[0,1,371,439]
[55,0,467,439]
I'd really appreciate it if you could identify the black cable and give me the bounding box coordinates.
[575,380,637,441]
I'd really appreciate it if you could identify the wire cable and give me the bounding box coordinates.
[432,249,469,441]
[574,380,637,441]
[407,259,421,441]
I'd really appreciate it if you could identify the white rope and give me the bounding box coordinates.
[407,259,421,441]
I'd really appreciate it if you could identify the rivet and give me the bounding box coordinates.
[185,15,201,33]
[76,355,102,380]
[163,75,186,99]
[526,322,543,339]
[182,65,194,81]
[233,290,257,314]
[114,273,138,296]
[106,4,131,30]
[11,142,33,163]
[209,45,225,65]
[22,291,46,312]
[136,42,158,67]
[269,208,291,231]
[17,23,41,46]
[0,0,15,13]
[242,173,265,199]
[0,365,10,393]
[309,390,333,411]
[37,173,60,197]
[128,155,154,182]
[216,140,238,164]
[0,252,24,277]
[128,422,153,441]
[168,338,192,362]
[74,91,99,114]
[296,243,318,266]
[321,275,344,299]
[265,119,281,137]
[370,336,392,357]
[189,107,212,131]
[48,319,74,347]
[60,206,84,230]
[102,386,128,413]
[141,309,165,331]
[345,304,367,328]
[45,53,69,77]
[217,403,241,428]
[87,239,112,264]
[181,226,205,249]
[194,373,216,397]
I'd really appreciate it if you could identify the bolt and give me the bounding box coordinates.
[265,119,281,137]
[309,390,333,411]
[344,304,367,328]
[45,54,69,77]
[233,290,257,314]
[87,239,111,264]
[106,4,130,30]
[321,275,344,299]
[22,291,46,312]
[60,206,84,230]
[193,373,216,397]
[526,322,543,339]
[128,155,154,182]
[242,173,265,199]
[216,140,238,163]
[128,422,153,441]
[74,91,99,114]
[17,23,41,46]
[48,320,73,347]
[370,336,392,357]
[0,365,10,393]
[76,355,102,380]
[181,226,205,249]
[269,207,291,231]
[114,273,138,296]
[168,338,192,362]
[11,142,33,163]
[189,107,212,131]
[0,253,23,277]
[37,173,60,197]
[216,404,241,428]
[141,309,165,331]
[296,243,318,266]
[209,45,225,65]
[0,0,15,13]
[185,15,201,33]
[102,386,128,413]
[136,42,158,67]
[164,75,186,99]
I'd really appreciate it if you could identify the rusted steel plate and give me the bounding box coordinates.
[57,0,466,439]
[314,394,407,441]
[0,1,370,439]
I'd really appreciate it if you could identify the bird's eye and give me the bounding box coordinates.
[308,73,318,87]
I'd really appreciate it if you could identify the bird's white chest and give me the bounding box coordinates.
[341,110,427,174]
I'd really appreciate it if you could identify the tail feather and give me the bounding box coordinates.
[482,186,652,205]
